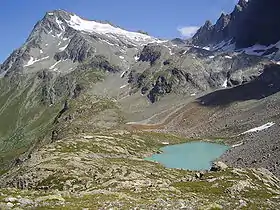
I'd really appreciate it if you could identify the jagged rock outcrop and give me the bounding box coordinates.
[138,44,162,65]
[192,0,248,46]
[192,0,280,51]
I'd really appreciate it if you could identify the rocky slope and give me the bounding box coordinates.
[1,128,280,209]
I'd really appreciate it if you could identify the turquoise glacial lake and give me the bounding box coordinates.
[145,141,229,171]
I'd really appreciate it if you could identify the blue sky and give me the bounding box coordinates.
[0,0,237,62]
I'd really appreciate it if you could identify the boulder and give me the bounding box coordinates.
[210,161,228,171]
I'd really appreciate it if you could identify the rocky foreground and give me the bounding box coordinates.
[0,128,280,209]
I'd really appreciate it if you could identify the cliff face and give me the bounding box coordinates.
[192,0,280,48]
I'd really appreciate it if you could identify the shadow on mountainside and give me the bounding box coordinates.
[197,64,280,106]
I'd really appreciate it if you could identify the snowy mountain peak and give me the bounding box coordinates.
[1,9,168,77]
[64,13,164,45]
[37,10,165,46]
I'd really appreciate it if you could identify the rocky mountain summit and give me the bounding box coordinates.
[193,0,280,60]
[1,10,166,78]
[1,2,280,209]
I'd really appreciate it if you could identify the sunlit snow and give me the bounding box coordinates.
[222,79,228,88]
[224,55,232,59]
[202,47,210,51]
[55,17,65,31]
[59,44,69,51]
[120,71,127,78]
[241,122,275,134]
[50,60,61,70]
[102,39,115,46]
[24,56,49,67]
[0,70,8,78]
[120,84,129,89]
[66,14,165,45]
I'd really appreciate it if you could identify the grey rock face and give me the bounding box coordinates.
[128,44,266,103]
[54,33,96,62]
[192,0,248,46]
[191,21,213,47]
[147,76,172,103]
[193,0,280,51]
[138,44,162,65]
[197,64,280,106]
[79,55,121,73]
[210,161,228,171]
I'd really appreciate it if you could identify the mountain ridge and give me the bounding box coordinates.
[192,0,280,61]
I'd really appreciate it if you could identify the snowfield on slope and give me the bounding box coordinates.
[241,122,275,135]
[24,56,50,67]
[66,14,166,45]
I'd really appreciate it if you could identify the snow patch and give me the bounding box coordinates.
[59,44,69,51]
[134,55,140,61]
[242,44,269,56]
[48,13,54,16]
[83,136,94,139]
[202,39,236,53]
[120,71,127,78]
[55,17,65,31]
[209,40,280,58]
[57,32,63,38]
[241,122,275,135]
[120,48,126,54]
[222,79,228,88]
[232,142,244,148]
[120,84,129,89]
[66,14,164,45]
[224,55,232,59]
[119,56,125,59]
[24,56,49,67]
[190,93,196,96]
[40,50,43,54]
[209,55,215,59]
[163,45,174,55]
[50,60,61,70]
[102,39,116,46]
[0,70,8,78]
